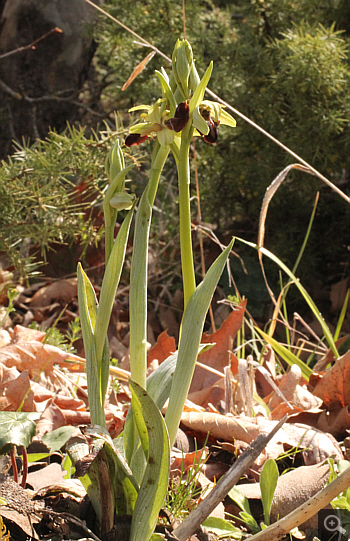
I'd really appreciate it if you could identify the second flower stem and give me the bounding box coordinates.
[178,128,196,310]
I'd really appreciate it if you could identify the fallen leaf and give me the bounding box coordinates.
[28,278,77,307]
[310,349,350,408]
[180,412,343,464]
[0,341,85,374]
[147,330,176,366]
[190,301,246,393]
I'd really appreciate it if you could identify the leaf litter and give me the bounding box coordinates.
[0,279,349,540]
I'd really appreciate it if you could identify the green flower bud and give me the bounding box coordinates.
[105,140,125,183]
[172,39,194,100]
[109,191,136,211]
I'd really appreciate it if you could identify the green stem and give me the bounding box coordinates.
[178,127,196,310]
[129,143,169,389]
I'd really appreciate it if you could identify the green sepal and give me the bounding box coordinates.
[189,61,213,114]
[219,107,237,127]
[155,70,177,116]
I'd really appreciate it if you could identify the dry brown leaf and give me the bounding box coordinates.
[189,377,225,409]
[268,364,322,412]
[317,407,350,438]
[190,301,246,393]
[147,330,176,366]
[181,412,260,443]
[35,402,67,439]
[310,349,350,408]
[28,278,77,307]
[5,370,34,411]
[12,324,46,343]
[180,412,343,464]
[0,341,85,374]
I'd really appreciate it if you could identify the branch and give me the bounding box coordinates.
[245,465,350,541]
[0,28,63,60]
[173,415,288,541]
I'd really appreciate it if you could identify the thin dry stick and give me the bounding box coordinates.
[82,0,350,205]
[246,465,350,541]
[173,415,288,541]
[0,28,62,60]
[182,0,186,39]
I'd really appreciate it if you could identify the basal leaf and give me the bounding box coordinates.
[129,380,170,541]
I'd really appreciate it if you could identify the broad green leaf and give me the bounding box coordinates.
[228,487,260,534]
[129,188,152,391]
[42,425,78,452]
[228,486,253,515]
[104,442,139,515]
[0,412,40,453]
[77,263,105,427]
[26,453,50,462]
[239,511,260,534]
[189,61,213,113]
[165,238,234,447]
[256,328,312,381]
[146,343,211,410]
[129,380,170,541]
[202,517,243,539]
[235,238,338,357]
[260,458,279,526]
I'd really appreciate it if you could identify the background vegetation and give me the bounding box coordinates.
[0,0,349,322]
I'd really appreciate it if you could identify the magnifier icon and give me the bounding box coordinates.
[324,513,347,537]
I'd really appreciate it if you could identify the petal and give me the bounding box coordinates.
[192,107,209,135]
[157,128,175,147]
[219,108,237,127]
[129,122,153,135]
[129,104,151,112]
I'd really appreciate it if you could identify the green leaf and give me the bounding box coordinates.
[228,487,260,534]
[77,263,105,427]
[228,486,253,515]
[0,412,40,453]
[129,380,170,541]
[260,458,279,526]
[189,62,213,113]
[165,238,234,447]
[42,426,78,452]
[94,202,135,362]
[256,328,312,381]
[202,517,243,539]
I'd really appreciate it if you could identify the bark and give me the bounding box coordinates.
[0,0,103,158]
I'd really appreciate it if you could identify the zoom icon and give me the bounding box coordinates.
[318,510,348,541]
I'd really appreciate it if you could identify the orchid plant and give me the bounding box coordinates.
[75,39,236,541]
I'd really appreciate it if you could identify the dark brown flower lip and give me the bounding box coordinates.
[125,133,149,147]
[165,100,190,133]
[203,117,220,144]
